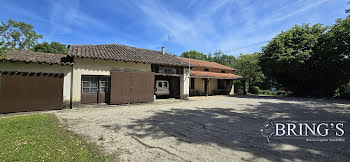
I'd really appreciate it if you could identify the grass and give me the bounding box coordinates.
[0,114,115,161]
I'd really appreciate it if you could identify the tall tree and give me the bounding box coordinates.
[181,50,207,60]
[260,20,350,97]
[314,17,350,97]
[34,41,67,54]
[0,19,43,51]
[346,1,350,14]
[234,52,265,89]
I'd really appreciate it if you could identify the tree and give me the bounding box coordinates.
[260,20,350,97]
[314,18,350,97]
[260,24,327,96]
[0,42,7,58]
[180,50,207,60]
[346,1,350,14]
[34,41,67,54]
[234,53,265,90]
[0,19,43,51]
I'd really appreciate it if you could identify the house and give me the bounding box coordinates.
[0,44,189,113]
[178,58,244,96]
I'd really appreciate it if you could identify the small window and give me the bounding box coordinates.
[221,70,225,73]
[204,69,209,71]
[158,82,163,88]
[100,81,106,93]
[164,82,168,88]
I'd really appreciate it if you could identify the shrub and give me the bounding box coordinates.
[190,90,202,96]
[213,89,229,95]
[249,86,260,94]
[234,80,244,94]
[337,82,350,99]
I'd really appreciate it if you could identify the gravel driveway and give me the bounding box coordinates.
[55,96,350,162]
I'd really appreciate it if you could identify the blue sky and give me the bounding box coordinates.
[0,0,348,56]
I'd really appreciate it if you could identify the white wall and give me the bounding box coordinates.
[0,61,72,107]
[180,67,190,99]
[72,57,152,105]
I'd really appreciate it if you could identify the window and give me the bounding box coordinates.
[163,82,168,88]
[190,78,195,89]
[159,67,177,74]
[204,69,209,71]
[158,82,163,88]
[82,76,98,94]
[100,77,111,93]
[221,70,225,73]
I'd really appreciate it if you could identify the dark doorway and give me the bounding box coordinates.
[155,75,180,99]
[204,78,209,96]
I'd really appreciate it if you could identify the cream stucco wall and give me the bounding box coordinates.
[0,61,72,107]
[209,79,218,95]
[194,78,204,93]
[71,57,151,105]
[180,68,189,99]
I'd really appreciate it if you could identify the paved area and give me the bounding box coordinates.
[55,96,350,162]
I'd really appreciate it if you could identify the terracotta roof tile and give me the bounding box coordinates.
[1,51,73,66]
[178,57,235,70]
[68,44,188,67]
[190,71,243,79]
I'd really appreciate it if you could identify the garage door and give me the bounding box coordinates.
[0,72,64,113]
[110,71,154,104]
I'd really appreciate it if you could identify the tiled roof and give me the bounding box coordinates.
[178,57,235,70]
[1,51,73,66]
[68,44,188,67]
[190,70,244,79]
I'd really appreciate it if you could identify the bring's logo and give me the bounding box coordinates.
[260,118,345,143]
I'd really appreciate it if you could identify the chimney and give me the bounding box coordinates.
[161,47,165,54]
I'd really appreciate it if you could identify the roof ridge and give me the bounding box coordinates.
[178,57,235,70]
[69,43,171,55]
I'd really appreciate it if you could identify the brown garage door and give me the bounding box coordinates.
[110,71,154,104]
[0,72,64,113]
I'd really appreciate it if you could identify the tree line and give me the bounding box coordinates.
[181,3,350,98]
[0,19,67,58]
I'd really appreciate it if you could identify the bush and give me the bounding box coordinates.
[234,80,244,94]
[337,82,350,99]
[190,90,202,96]
[213,89,229,95]
[249,86,260,94]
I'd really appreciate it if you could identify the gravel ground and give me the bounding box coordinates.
[55,96,350,162]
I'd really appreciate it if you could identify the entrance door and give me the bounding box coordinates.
[99,76,111,104]
[81,76,110,104]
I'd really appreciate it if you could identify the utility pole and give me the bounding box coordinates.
[168,34,170,55]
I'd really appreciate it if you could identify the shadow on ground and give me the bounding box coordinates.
[109,96,350,161]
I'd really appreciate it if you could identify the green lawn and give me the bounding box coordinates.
[0,114,114,161]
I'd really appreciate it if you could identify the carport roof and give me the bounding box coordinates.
[190,70,244,79]
[67,44,188,67]
[1,51,73,66]
[178,57,235,70]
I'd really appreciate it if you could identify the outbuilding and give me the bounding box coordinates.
[0,51,73,113]
[0,44,189,113]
